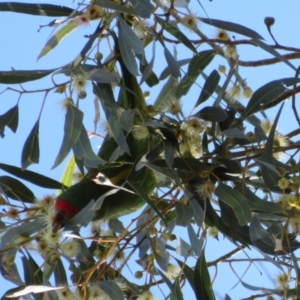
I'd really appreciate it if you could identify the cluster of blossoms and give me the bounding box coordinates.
[56,285,111,300]
[260,118,288,159]
[275,180,300,233]
[180,117,207,158]
[17,195,81,261]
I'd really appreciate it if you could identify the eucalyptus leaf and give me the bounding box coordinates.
[0,176,35,203]
[0,2,75,16]
[175,203,193,227]
[235,183,283,214]
[164,47,181,78]
[195,69,220,106]
[175,258,195,291]
[156,16,196,53]
[243,78,300,118]
[0,69,55,84]
[194,250,216,300]
[175,50,215,98]
[0,163,64,189]
[118,19,140,76]
[72,124,105,168]
[222,127,250,140]
[153,76,178,114]
[94,0,136,14]
[98,281,125,300]
[52,104,83,169]
[159,58,191,80]
[0,105,18,137]
[129,0,154,18]
[149,236,169,272]
[88,68,120,83]
[38,21,78,60]
[249,216,276,254]
[118,16,144,55]
[176,238,193,257]
[2,219,45,247]
[215,183,252,226]
[196,106,227,122]
[21,120,40,170]
[199,17,264,40]
[187,224,203,256]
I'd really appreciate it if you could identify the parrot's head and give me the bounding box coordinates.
[52,198,81,232]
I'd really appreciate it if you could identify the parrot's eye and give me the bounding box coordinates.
[95,173,106,183]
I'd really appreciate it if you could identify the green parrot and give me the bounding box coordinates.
[52,134,157,232]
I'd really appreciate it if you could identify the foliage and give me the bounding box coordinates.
[1,1,300,299]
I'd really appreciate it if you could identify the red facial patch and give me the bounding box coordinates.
[55,198,80,218]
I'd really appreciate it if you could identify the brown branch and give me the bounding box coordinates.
[239,52,300,67]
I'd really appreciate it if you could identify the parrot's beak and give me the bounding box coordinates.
[52,210,67,233]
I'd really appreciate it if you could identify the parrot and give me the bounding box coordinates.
[52,130,158,232]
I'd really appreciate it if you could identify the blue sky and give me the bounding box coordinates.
[1,1,300,299]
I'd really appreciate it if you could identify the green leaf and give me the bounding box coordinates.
[88,68,121,84]
[188,197,204,227]
[2,219,44,246]
[0,163,64,189]
[52,104,83,169]
[222,127,250,140]
[171,278,184,300]
[217,158,242,173]
[214,183,252,226]
[159,58,191,80]
[261,103,284,164]
[175,259,195,291]
[0,69,55,84]
[58,156,76,194]
[94,0,136,14]
[0,2,75,16]
[118,16,144,55]
[0,105,18,137]
[149,236,169,272]
[175,50,215,98]
[177,238,193,257]
[93,83,130,154]
[194,250,216,300]
[187,223,203,256]
[156,16,196,53]
[175,203,193,226]
[249,215,276,254]
[119,109,135,132]
[258,103,284,193]
[291,252,300,298]
[235,183,283,214]
[129,0,154,18]
[38,21,78,60]
[128,180,166,224]
[118,20,139,76]
[195,69,220,106]
[0,250,24,285]
[196,106,227,122]
[243,78,300,118]
[21,120,40,170]
[98,281,125,300]
[199,17,264,40]
[153,76,178,114]
[53,258,68,286]
[0,175,35,203]
[164,47,181,78]
[72,124,105,167]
